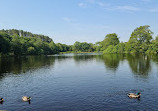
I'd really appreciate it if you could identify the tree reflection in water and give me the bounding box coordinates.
[100,53,152,78]
[0,56,55,75]
[100,54,124,72]
[126,54,151,77]
[0,53,156,79]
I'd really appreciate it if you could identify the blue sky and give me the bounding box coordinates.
[0,0,158,44]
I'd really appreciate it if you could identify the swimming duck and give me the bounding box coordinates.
[22,96,31,101]
[0,98,4,102]
[128,92,141,98]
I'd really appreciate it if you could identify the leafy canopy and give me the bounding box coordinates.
[101,33,120,50]
[129,25,153,44]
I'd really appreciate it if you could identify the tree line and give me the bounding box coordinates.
[0,29,71,55]
[0,25,158,56]
[100,25,158,54]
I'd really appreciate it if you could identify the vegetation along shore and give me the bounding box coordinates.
[0,25,158,56]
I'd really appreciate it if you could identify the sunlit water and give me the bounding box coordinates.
[0,53,158,110]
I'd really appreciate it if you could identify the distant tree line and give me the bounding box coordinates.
[0,29,62,55]
[99,25,158,54]
[0,26,158,56]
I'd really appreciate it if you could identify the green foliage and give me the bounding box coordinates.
[117,42,125,53]
[129,25,153,44]
[73,41,95,52]
[49,41,57,54]
[155,36,158,42]
[27,47,35,55]
[101,33,120,50]
[146,42,158,53]
[12,36,23,55]
[102,25,157,54]
[73,41,81,52]
[56,43,72,52]
[0,29,52,43]
[103,42,126,54]
[0,29,61,55]
[103,45,114,53]
[0,26,158,55]
[0,32,11,54]
[94,42,102,52]
[126,25,153,53]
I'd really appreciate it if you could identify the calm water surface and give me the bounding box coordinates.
[0,53,158,111]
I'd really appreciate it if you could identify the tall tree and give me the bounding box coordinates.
[129,25,153,44]
[127,25,153,53]
[101,33,120,50]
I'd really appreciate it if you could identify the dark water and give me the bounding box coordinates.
[0,53,158,111]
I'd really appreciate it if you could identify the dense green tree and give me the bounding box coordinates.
[0,29,58,55]
[41,42,51,55]
[129,25,153,44]
[0,32,11,54]
[56,43,72,52]
[27,47,36,55]
[73,41,81,52]
[103,45,114,53]
[73,42,95,52]
[146,42,158,54]
[12,36,23,55]
[49,41,57,54]
[1,27,158,55]
[101,33,120,50]
[155,36,158,42]
[126,25,153,53]
[103,42,126,54]
[0,29,52,43]
[94,42,102,52]
[117,42,126,53]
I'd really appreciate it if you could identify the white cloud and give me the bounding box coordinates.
[116,6,140,11]
[141,0,151,2]
[78,0,110,8]
[86,0,95,4]
[78,3,87,8]
[97,2,110,7]
[78,1,140,12]
[63,17,73,22]
[149,9,158,12]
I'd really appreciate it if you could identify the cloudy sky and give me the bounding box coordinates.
[0,0,158,44]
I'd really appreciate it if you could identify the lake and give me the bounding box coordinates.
[0,53,158,110]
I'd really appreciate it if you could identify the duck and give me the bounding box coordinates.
[22,96,31,101]
[128,92,141,98]
[0,98,4,102]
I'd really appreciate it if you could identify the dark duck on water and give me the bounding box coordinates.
[0,98,4,103]
[128,92,141,98]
